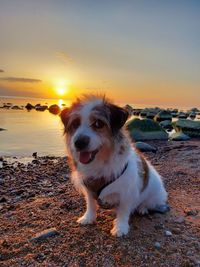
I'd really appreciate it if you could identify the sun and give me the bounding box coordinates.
[55,79,71,97]
[57,87,66,96]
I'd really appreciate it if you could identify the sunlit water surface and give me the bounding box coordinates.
[0,97,71,157]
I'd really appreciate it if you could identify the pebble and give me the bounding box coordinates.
[165,230,173,237]
[154,223,165,230]
[0,196,7,203]
[174,216,185,224]
[172,227,182,235]
[31,228,59,242]
[185,209,198,216]
[154,242,161,250]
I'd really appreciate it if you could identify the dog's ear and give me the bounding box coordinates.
[60,107,70,126]
[107,104,129,134]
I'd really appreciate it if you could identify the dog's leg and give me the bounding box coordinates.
[77,189,97,225]
[111,201,134,237]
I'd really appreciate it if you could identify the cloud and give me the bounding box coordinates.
[56,51,74,63]
[0,77,42,83]
[0,69,4,73]
[0,87,42,98]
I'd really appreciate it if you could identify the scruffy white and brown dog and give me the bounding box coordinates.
[60,95,168,237]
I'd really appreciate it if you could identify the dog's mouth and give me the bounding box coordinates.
[79,149,99,164]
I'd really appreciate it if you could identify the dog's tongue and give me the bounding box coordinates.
[79,151,92,164]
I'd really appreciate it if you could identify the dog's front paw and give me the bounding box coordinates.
[111,221,129,237]
[77,214,96,225]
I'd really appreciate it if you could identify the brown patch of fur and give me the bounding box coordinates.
[138,155,149,192]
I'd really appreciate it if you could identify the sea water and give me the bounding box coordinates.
[0,96,199,157]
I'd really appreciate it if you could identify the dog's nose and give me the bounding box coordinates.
[74,135,90,151]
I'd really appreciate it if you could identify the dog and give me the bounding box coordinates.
[60,95,168,237]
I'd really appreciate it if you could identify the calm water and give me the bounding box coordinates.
[0,97,71,157]
[0,96,199,157]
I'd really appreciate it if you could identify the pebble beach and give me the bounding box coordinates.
[0,140,199,266]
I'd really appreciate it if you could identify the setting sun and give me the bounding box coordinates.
[55,79,71,97]
[57,87,66,96]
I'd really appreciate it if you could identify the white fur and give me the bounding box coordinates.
[63,97,168,237]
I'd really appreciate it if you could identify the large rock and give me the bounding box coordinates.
[160,120,173,131]
[127,118,168,141]
[154,110,172,122]
[146,111,157,119]
[140,108,160,118]
[170,132,190,141]
[189,112,196,119]
[35,105,48,111]
[25,103,35,110]
[135,142,157,152]
[173,119,200,137]
[48,104,61,115]
[178,112,188,119]
[133,109,142,116]
[190,108,199,113]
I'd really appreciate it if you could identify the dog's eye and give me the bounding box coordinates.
[92,119,105,129]
[69,118,80,131]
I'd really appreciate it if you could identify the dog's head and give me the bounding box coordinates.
[60,95,128,166]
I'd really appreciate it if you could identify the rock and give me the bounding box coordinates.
[185,209,198,216]
[135,142,157,153]
[11,105,23,110]
[154,242,161,250]
[140,108,148,117]
[49,104,61,115]
[173,119,200,137]
[174,216,185,224]
[165,230,173,237]
[160,120,173,131]
[154,110,172,122]
[154,224,165,230]
[31,228,59,242]
[178,112,188,119]
[189,112,196,119]
[133,109,142,116]
[146,111,157,119]
[171,112,178,118]
[127,118,168,141]
[35,105,48,111]
[2,103,12,108]
[32,159,39,164]
[190,107,199,113]
[172,227,182,235]
[0,196,7,203]
[170,132,190,141]
[25,103,35,110]
[140,108,160,118]
[32,152,37,158]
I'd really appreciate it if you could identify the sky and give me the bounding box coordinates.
[0,0,199,108]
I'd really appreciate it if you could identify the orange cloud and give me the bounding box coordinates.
[0,77,42,83]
